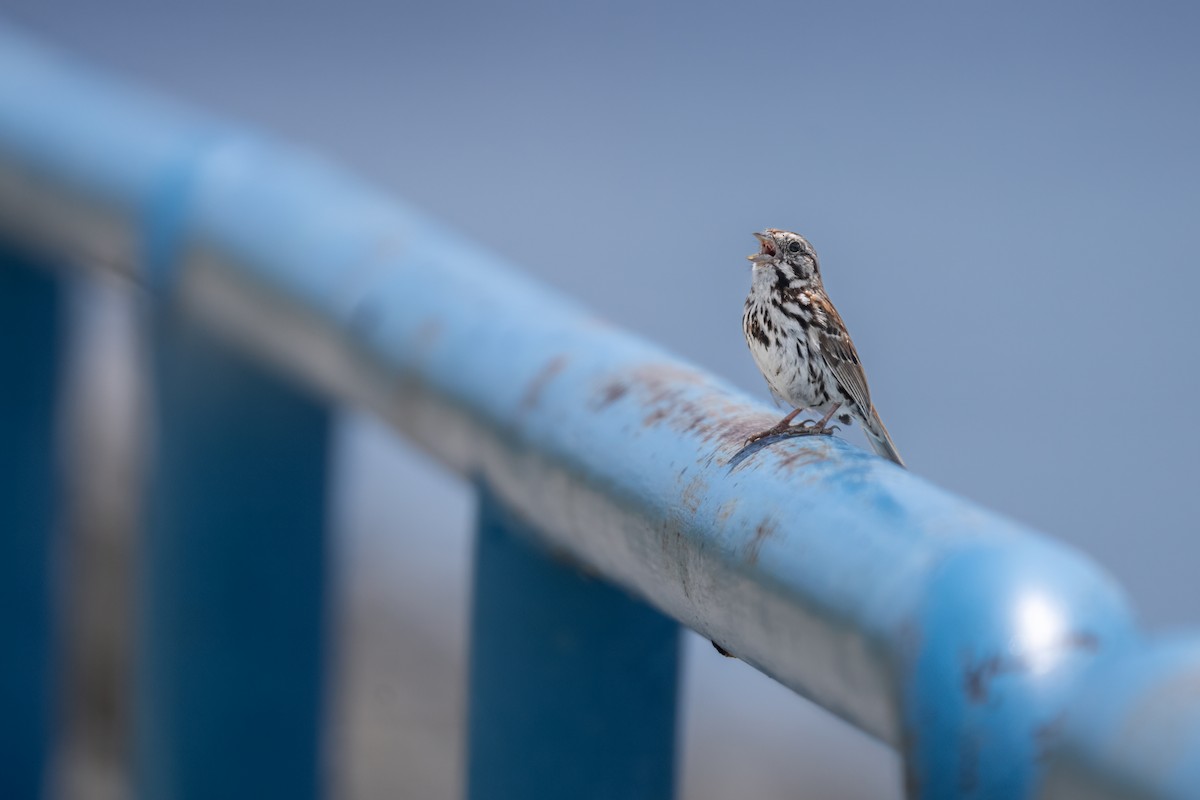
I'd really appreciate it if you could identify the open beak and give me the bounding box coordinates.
[747,231,775,263]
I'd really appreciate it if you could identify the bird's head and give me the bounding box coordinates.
[747,229,820,281]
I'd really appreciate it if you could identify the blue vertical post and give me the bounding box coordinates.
[0,247,63,799]
[467,488,681,800]
[138,309,332,800]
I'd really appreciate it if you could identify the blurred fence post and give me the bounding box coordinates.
[0,247,64,799]
[137,310,333,800]
[466,487,681,800]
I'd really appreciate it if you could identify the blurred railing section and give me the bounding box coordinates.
[3,26,1199,800]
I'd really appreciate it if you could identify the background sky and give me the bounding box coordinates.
[6,2,1200,797]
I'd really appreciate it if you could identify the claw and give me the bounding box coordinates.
[792,423,838,435]
[744,428,781,445]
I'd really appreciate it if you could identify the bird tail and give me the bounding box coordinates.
[861,407,905,468]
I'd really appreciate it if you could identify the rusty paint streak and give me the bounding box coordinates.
[745,518,779,565]
[520,354,569,412]
[592,362,840,481]
[595,380,629,408]
[680,474,709,514]
[643,407,669,426]
[716,499,739,523]
[594,363,778,450]
[727,432,837,475]
[777,446,829,472]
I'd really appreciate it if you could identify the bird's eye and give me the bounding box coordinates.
[787,241,803,254]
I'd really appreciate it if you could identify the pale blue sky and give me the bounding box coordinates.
[21,0,1193,620]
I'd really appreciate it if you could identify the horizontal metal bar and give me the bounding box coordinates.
[0,25,1192,800]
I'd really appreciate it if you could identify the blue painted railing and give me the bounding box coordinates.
[1,27,1197,800]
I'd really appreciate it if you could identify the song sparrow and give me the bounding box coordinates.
[742,229,905,467]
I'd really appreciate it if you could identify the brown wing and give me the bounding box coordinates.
[814,296,873,413]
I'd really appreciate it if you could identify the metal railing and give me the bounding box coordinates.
[1,26,1197,800]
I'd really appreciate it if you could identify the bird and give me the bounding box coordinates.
[741,229,905,467]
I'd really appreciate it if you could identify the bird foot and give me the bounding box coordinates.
[790,419,840,436]
[744,419,838,445]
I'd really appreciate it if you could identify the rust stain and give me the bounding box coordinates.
[716,499,739,523]
[745,518,779,565]
[963,631,1100,703]
[680,474,709,514]
[642,407,669,425]
[594,364,779,447]
[964,654,1007,703]
[520,354,569,412]
[776,446,828,472]
[595,380,629,408]
[589,362,840,480]
[725,434,835,477]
